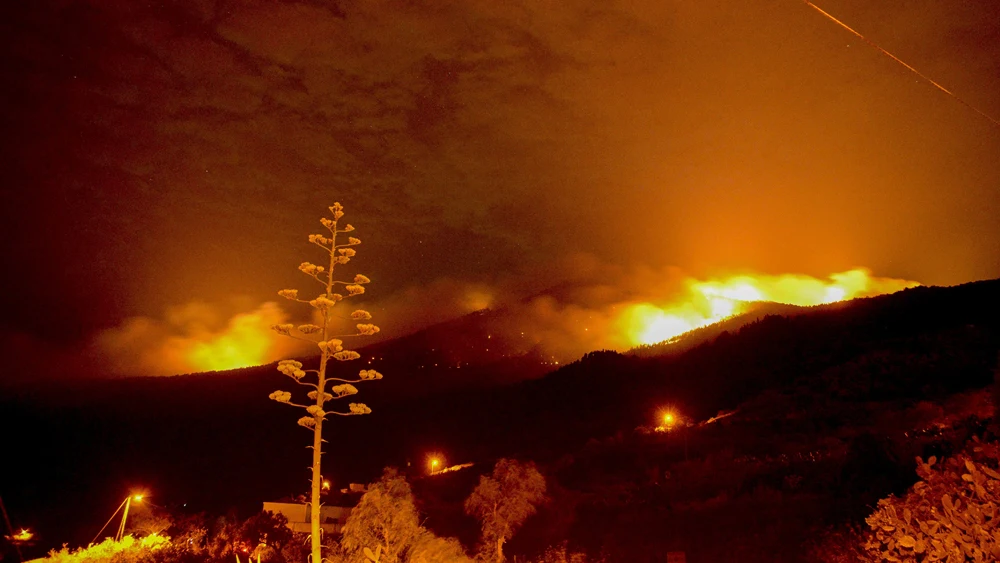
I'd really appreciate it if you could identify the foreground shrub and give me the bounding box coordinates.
[802,524,870,563]
[865,440,1000,561]
[37,534,170,563]
[530,543,605,563]
[408,533,473,563]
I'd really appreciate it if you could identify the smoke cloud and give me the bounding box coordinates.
[77,262,919,377]
[89,300,306,376]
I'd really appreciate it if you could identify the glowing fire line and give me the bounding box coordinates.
[185,308,279,372]
[619,268,919,346]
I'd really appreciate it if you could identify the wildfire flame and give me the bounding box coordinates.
[95,268,920,376]
[94,301,302,376]
[185,310,275,372]
[620,268,919,346]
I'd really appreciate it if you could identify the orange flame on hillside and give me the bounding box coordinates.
[619,268,919,346]
[185,309,276,372]
[94,301,304,376]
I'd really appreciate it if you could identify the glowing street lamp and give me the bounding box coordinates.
[322,479,331,491]
[429,456,442,474]
[657,408,689,461]
[657,409,679,432]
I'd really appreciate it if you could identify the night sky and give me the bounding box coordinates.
[2,0,999,378]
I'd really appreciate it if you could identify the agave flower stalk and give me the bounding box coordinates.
[268,202,384,563]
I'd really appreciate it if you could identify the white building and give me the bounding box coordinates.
[262,502,353,535]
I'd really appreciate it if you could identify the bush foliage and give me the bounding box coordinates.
[865,440,1000,561]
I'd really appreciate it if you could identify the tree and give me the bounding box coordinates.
[340,469,423,563]
[269,202,385,563]
[127,502,173,538]
[208,511,293,563]
[243,511,294,562]
[465,459,547,563]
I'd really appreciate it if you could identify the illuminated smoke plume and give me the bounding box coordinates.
[366,278,497,336]
[87,267,920,377]
[91,301,306,376]
[449,266,922,363]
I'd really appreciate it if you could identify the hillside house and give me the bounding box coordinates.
[262,502,353,535]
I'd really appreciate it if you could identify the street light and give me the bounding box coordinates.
[429,457,441,474]
[658,409,688,460]
[657,409,678,431]
[92,492,146,545]
[116,494,144,541]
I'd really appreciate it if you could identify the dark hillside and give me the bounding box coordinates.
[3,279,998,559]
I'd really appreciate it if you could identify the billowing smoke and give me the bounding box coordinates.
[84,280,501,376]
[370,262,922,363]
[89,300,307,376]
[81,259,920,376]
[363,278,497,337]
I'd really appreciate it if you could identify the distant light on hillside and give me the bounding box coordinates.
[656,408,683,432]
[9,528,33,543]
[428,454,444,474]
[621,268,919,346]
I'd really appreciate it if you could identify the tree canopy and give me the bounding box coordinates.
[340,469,423,563]
[465,458,547,562]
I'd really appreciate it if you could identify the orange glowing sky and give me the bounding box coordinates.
[1,0,998,377]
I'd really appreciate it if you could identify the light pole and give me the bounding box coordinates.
[0,494,25,562]
[115,495,142,541]
[92,494,144,545]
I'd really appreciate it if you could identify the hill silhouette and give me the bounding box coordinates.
[3,279,999,560]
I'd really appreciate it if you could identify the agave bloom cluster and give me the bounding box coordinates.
[277,359,305,379]
[359,369,383,380]
[268,202,384,423]
[356,323,380,336]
